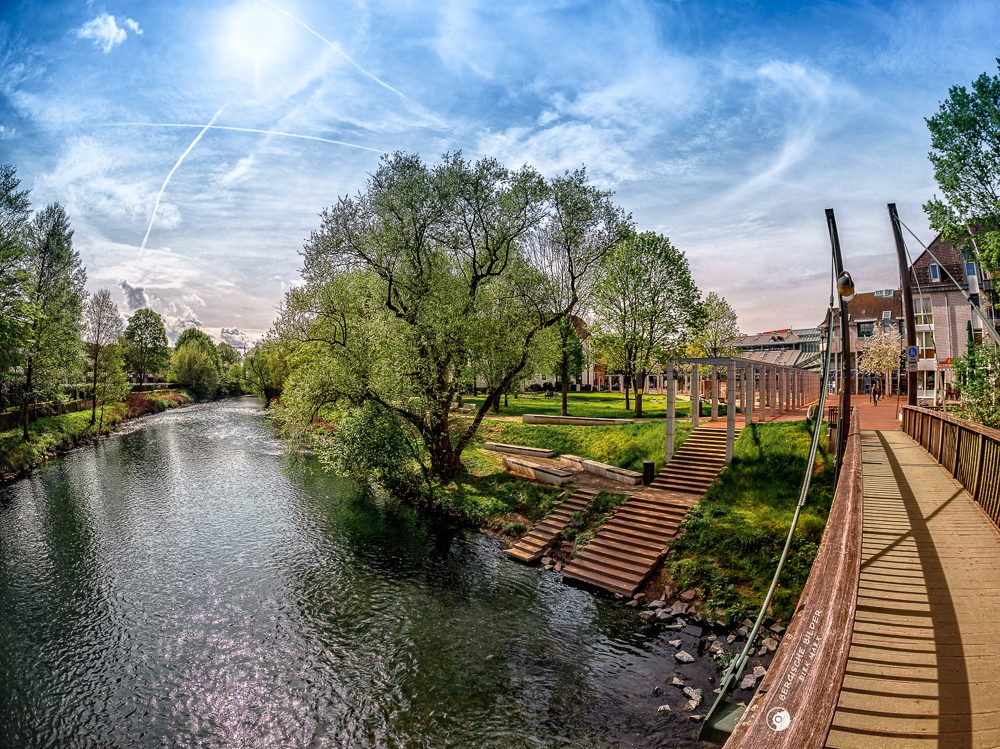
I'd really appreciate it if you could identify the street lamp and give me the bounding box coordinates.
[826,209,853,474]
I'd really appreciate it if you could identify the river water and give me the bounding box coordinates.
[0,398,718,748]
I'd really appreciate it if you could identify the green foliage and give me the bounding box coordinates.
[243,339,288,406]
[952,341,1000,428]
[691,291,740,358]
[312,401,424,490]
[0,405,127,474]
[220,363,245,395]
[174,328,222,373]
[461,390,698,421]
[431,473,564,525]
[17,202,87,440]
[924,60,1000,274]
[0,164,32,387]
[169,344,220,397]
[217,342,240,367]
[274,151,631,482]
[591,230,701,415]
[123,308,169,383]
[92,344,130,428]
[667,420,834,623]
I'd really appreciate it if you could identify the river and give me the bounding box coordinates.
[0,398,718,748]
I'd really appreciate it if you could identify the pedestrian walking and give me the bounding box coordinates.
[873,380,881,406]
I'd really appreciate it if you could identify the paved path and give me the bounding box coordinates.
[826,429,1000,748]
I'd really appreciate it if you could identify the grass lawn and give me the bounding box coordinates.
[461,390,733,420]
[666,419,834,624]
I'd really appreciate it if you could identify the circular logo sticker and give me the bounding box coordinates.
[766,707,791,732]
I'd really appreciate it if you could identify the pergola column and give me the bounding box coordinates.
[710,366,719,421]
[726,360,736,462]
[770,366,777,418]
[758,366,766,422]
[665,363,676,466]
[744,366,752,426]
[692,367,700,429]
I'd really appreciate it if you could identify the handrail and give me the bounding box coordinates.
[725,406,863,748]
[901,405,1000,529]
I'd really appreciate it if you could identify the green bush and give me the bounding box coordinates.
[169,344,220,397]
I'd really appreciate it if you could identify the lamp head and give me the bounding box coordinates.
[837,271,856,302]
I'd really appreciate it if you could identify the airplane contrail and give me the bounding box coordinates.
[257,0,412,103]
[139,104,228,253]
[106,122,387,154]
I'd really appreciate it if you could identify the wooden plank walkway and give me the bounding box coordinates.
[826,429,1000,749]
[504,488,596,564]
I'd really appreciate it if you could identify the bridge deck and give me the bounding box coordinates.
[826,429,1000,749]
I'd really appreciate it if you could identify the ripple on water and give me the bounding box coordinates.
[0,397,716,748]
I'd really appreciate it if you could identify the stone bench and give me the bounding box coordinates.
[459,403,477,412]
[502,457,574,486]
[484,442,556,459]
[522,415,635,426]
[560,455,643,486]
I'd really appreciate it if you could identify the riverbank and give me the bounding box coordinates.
[0,389,195,483]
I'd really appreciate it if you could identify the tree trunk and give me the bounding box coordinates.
[624,376,630,410]
[21,362,33,442]
[635,370,644,418]
[561,359,569,416]
[427,422,463,483]
[91,347,100,425]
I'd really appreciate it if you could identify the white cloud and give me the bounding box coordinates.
[76,13,143,54]
[0,125,16,139]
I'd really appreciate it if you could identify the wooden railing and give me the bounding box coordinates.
[902,406,1000,529]
[725,406,863,748]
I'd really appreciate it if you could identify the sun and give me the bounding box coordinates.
[227,2,285,64]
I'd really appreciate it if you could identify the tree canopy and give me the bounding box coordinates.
[274,151,630,482]
[591,231,701,417]
[924,59,1000,278]
[83,289,124,424]
[123,308,169,385]
[692,291,740,359]
[18,202,87,440]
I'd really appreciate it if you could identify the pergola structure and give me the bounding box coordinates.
[662,357,824,467]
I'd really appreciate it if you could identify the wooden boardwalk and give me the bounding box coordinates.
[826,430,1000,749]
[504,488,596,564]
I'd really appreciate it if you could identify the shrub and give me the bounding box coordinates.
[169,344,220,397]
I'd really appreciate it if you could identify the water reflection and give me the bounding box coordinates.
[0,398,714,747]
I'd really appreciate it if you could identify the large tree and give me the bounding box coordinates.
[83,289,124,424]
[275,152,630,481]
[0,164,32,408]
[18,203,87,440]
[123,308,169,386]
[692,291,741,358]
[924,60,1000,301]
[591,231,701,417]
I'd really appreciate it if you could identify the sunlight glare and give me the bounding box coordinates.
[229,3,284,62]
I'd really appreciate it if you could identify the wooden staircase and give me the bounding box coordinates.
[650,425,737,495]
[561,425,741,596]
[504,488,596,565]
[560,488,698,596]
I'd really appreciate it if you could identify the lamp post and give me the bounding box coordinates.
[826,209,855,472]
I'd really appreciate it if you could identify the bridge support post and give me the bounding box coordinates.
[727,361,736,462]
[665,363,676,467]
[711,366,718,421]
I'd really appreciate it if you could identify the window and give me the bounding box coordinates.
[917,330,935,359]
[882,310,892,332]
[967,261,977,280]
[930,264,940,281]
[858,322,874,338]
[915,296,933,325]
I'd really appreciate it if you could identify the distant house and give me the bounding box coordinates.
[818,289,904,396]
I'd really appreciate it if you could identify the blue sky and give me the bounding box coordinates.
[2,0,999,344]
